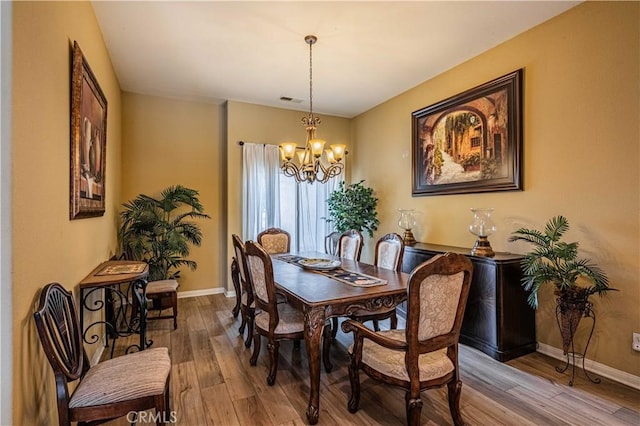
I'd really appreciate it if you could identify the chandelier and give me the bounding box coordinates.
[279,35,346,184]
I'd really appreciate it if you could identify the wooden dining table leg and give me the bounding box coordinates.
[303,305,328,425]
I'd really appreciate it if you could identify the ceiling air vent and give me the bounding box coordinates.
[279,96,303,103]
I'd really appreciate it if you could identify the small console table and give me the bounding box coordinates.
[401,242,536,361]
[79,260,150,356]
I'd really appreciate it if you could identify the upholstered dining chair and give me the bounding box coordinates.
[350,233,405,330]
[324,231,341,256]
[324,233,405,368]
[230,254,242,319]
[33,282,172,426]
[257,227,291,254]
[245,240,305,385]
[232,234,255,348]
[342,253,473,426]
[328,229,365,341]
[337,229,364,261]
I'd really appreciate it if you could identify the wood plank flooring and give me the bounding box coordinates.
[104,294,640,425]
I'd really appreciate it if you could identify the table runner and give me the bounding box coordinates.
[274,254,387,288]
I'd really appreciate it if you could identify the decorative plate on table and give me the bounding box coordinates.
[298,258,341,271]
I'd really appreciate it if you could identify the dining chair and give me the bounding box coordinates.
[324,231,341,256]
[337,229,364,261]
[233,234,255,348]
[324,233,405,369]
[230,254,241,318]
[257,227,291,254]
[328,229,365,341]
[33,282,172,426]
[245,240,305,385]
[342,253,473,426]
[350,233,405,330]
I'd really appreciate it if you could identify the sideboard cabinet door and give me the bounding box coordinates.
[401,243,536,362]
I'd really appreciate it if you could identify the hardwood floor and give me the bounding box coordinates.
[104,294,640,425]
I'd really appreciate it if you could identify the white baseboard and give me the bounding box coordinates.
[177,287,225,299]
[224,290,236,298]
[537,343,640,390]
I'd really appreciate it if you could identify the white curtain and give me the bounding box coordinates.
[242,143,281,240]
[242,142,344,252]
[296,177,342,252]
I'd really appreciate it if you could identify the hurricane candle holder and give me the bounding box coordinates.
[398,209,417,246]
[469,208,496,257]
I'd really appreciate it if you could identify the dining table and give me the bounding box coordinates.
[271,251,409,425]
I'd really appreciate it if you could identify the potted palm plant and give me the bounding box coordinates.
[509,215,616,353]
[119,185,210,281]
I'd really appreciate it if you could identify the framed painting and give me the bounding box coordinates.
[70,41,107,219]
[412,69,522,196]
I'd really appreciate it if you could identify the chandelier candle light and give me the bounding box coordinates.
[469,208,496,257]
[279,35,347,184]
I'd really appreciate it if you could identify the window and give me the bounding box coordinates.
[242,142,343,252]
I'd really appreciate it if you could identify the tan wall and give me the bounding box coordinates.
[10,3,639,423]
[12,1,122,423]
[352,1,640,376]
[226,101,351,290]
[121,93,225,293]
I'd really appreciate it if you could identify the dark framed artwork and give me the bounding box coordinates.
[412,69,522,196]
[70,41,107,219]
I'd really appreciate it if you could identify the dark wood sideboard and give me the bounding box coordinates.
[401,242,536,362]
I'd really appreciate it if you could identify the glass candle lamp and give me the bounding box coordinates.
[398,209,417,246]
[469,208,496,257]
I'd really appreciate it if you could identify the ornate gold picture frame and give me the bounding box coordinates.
[70,41,107,219]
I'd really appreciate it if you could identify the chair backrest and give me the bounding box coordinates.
[33,283,90,415]
[338,230,363,261]
[245,240,279,328]
[232,234,254,304]
[374,233,405,271]
[324,231,341,256]
[405,253,473,348]
[257,227,291,254]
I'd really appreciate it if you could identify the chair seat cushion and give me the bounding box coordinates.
[241,292,255,308]
[69,347,171,408]
[146,279,179,295]
[349,330,454,382]
[254,303,304,334]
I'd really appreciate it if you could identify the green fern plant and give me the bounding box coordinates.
[119,185,210,281]
[508,215,614,309]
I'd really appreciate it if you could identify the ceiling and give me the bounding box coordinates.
[92,1,580,118]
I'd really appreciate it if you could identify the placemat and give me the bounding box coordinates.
[274,254,387,287]
[96,263,147,276]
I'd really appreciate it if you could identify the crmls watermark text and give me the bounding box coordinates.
[126,411,178,423]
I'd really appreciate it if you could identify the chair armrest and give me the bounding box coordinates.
[342,319,407,351]
[275,290,288,304]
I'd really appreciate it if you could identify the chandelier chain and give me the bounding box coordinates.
[279,35,346,184]
[309,36,313,118]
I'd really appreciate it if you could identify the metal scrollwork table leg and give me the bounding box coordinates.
[78,261,152,358]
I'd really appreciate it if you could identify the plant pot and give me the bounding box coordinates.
[555,291,591,354]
